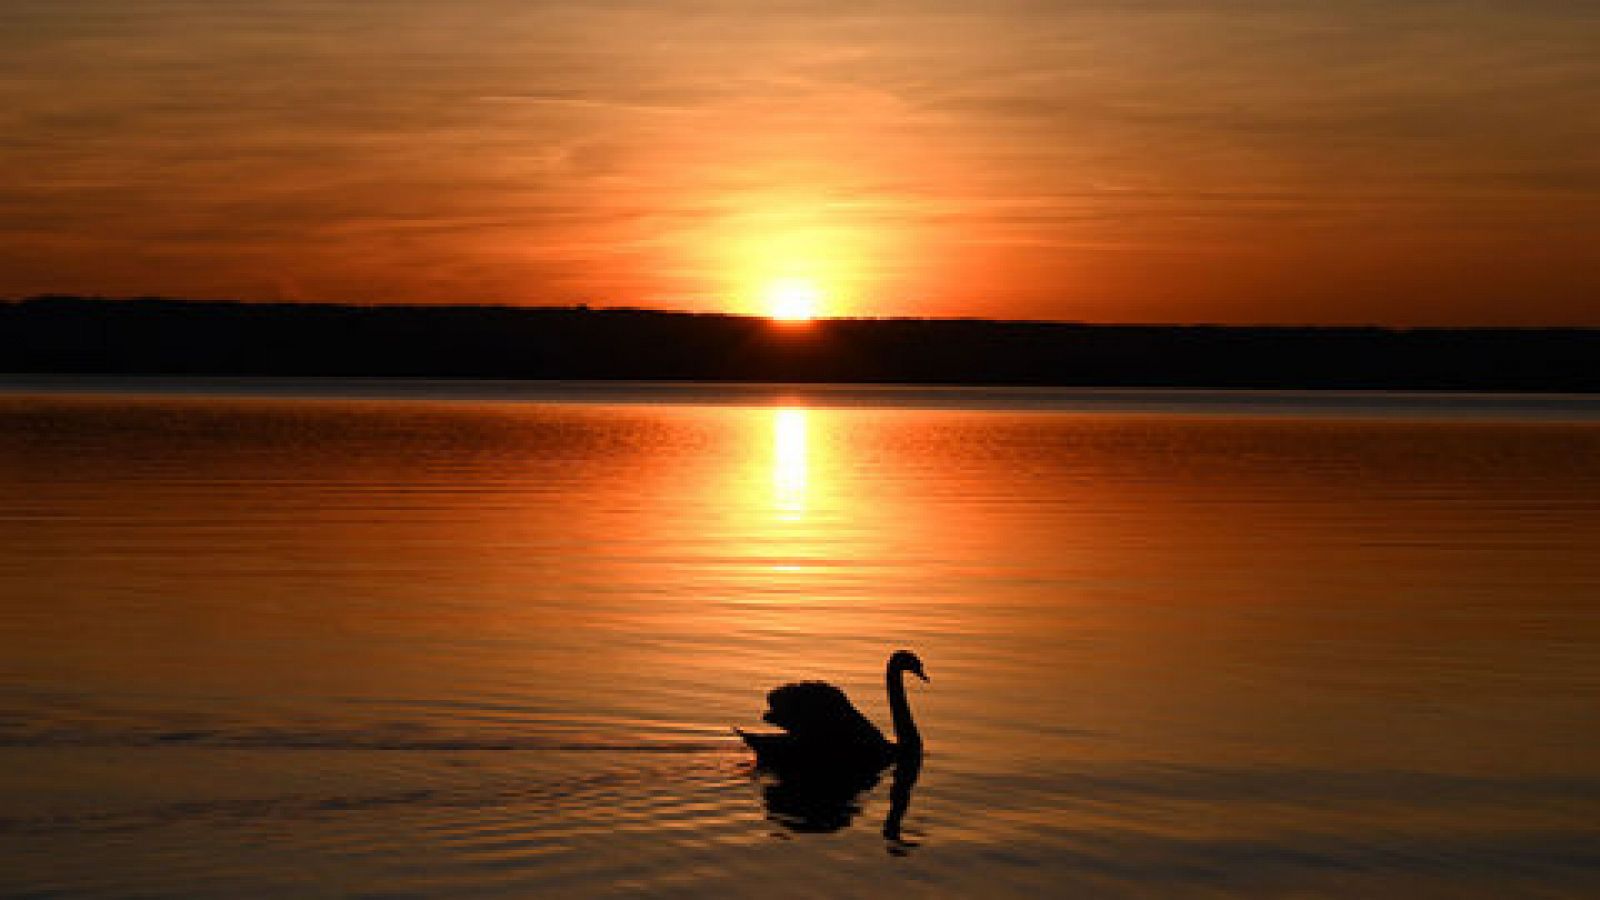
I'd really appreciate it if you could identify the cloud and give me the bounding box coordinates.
[1,0,1596,321]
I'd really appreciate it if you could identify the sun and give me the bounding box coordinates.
[763,277,822,322]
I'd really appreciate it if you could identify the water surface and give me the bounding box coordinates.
[2,380,1597,896]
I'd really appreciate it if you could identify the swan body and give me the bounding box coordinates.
[737,650,928,773]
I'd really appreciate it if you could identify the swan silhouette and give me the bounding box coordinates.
[737,650,928,774]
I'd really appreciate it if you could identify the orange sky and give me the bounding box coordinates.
[2,1,1597,324]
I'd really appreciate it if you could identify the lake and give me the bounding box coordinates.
[2,378,1598,897]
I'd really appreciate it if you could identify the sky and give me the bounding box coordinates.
[2,0,1597,324]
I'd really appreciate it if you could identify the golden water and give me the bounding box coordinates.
[2,382,1597,896]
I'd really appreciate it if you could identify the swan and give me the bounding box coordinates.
[737,650,928,772]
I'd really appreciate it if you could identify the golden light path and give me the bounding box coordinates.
[771,407,809,519]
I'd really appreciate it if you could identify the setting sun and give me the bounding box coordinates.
[763,277,822,321]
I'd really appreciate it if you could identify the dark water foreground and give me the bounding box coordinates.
[2,380,1597,897]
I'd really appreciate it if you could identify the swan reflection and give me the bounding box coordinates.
[753,748,923,853]
[881,748,923,854]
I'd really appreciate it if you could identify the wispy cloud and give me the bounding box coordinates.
[0,0,1596,322]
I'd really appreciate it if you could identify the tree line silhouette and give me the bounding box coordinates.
[4,295,1597,391]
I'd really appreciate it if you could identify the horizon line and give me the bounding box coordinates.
[9,294,1600,333]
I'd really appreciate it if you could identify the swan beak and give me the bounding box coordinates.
[914,669,930,683]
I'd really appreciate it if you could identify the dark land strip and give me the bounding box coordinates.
[5,296,1597,391]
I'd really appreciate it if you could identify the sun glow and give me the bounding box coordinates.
[763,277,822,321]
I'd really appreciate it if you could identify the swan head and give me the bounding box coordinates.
[890,649,929,682]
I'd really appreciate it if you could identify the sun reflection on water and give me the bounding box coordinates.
[772,408,809,520]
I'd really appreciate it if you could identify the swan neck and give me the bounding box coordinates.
[886,664,921,750]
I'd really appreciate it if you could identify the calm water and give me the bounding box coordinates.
[2,379,1598,897]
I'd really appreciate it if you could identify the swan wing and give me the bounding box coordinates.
[763,681,887,747]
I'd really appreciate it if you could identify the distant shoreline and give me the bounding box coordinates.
[5,296,1598,393]
[7,376,1600,425]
